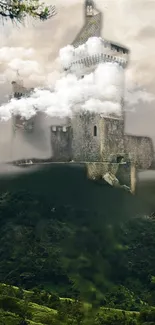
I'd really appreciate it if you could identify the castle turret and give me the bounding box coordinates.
[67,0,129,78]
[11,80,34,132]
[72,0,102,48]
[85,0,94,17]
[57,0,130,162]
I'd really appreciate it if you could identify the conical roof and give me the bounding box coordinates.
[72,0,102,48]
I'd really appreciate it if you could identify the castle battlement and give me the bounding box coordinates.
[68,0,129,77]
[68,52,128,74]
[11,0,154,195]
[51,125,71,132]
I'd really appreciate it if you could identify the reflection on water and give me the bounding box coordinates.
[0,164,154,221]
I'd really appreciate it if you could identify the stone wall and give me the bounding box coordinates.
[86,161,134,190]
[51,126,72,161]
[86,162,119,179]
[72,111,101,161]
[70,52,127,77]
[12,81,33,98]
[102,117,125,161]
[124,134,154,169]
[71,113,126,163]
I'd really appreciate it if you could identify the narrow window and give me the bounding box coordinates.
[94,125,97,136]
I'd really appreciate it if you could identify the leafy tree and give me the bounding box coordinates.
[138,308,155,323]
[48,292,61,309]
[0,0,56,22]
[1,188,155,316]
[104,285,142,311]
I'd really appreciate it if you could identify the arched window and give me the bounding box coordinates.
[94,125,97,136]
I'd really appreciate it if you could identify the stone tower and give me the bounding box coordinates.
[85,0,94,17]
[71,112,125,162]
[61,0,129,163]
[51,0,130,163]
[11,80,34,132]
[72,0,102,48]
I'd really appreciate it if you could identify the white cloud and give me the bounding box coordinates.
[0,37,154,123]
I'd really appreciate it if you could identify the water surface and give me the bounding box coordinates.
[0,164,154,222]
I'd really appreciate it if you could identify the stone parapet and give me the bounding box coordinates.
[67,52,127,74]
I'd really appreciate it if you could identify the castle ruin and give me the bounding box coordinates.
[49,0,153,192]
[12,0,154,193]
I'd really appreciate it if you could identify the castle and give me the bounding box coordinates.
[12,0,154,193]
[11,80,34,132]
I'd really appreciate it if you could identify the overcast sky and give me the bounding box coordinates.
[0,0,155,163]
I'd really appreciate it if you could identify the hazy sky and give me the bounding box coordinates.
[0,0,155,163]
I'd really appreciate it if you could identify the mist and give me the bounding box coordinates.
[0,0,155,167]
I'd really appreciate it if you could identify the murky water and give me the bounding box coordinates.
[0,164,154,222]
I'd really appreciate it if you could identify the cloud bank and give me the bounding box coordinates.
[0,37,154,123]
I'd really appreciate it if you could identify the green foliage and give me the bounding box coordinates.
[0,310,21,325]
[1,283,155,325]
[94,309,138,325]
[138,308,155,323]
[0,189,154,306]
[0,188,155,323]
[0,0,56,22]
[0,286,140,325]
[57,299,85,325]
[0,290,58,324]
[103,285,144,311]
[0,295,32,319]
